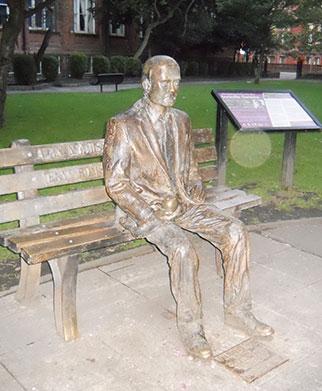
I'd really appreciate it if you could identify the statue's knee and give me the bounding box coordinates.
[174,237,196,257]
[228,219,247,244]
[168,235,198,266]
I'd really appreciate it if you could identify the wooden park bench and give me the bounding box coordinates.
[0,129,261,341]
[90,73,124,92]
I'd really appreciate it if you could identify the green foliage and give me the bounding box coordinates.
[110,55,127,73]
[42,55,59,82]
[13,54,37,85]
[289,0,322,56]
[125,57,142,77]
[93,55,110,75]
[214,0,297,56]
[178,61,188,77]
[70,53,87,79]
[186,61,199,76]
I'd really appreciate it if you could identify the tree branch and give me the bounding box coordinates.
[24,0,56,18]
[181,0,195,38]
[153,0,161,21]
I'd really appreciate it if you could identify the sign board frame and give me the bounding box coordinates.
[211,89,322,133]
[211,89,321,188]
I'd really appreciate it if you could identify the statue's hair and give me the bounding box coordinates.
[142,55,180,82]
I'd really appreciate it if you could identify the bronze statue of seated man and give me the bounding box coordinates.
[103,55,274,360]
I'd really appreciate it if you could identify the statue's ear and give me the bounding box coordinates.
[142,77,151,93]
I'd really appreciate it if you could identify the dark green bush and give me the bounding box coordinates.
[199,62,209,76]
[125,57,141,77]
[70,53,87,79]
[215,61,254,76]
[13,54,37,85]
[110,55,126,73]
[186,61,199,76]
[232,62,254,76]
[42,55,59,81]
[93,55,110,75]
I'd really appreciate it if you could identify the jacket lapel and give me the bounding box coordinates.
[138,110,171,182]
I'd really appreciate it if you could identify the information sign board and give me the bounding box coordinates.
[212,90,322,132]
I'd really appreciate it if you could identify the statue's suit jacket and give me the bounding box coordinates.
[103,98,203,237]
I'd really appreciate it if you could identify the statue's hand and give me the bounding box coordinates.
[190,184,205,202]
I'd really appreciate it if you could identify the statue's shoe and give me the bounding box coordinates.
[225,311,274,338]
[181,330,213,360]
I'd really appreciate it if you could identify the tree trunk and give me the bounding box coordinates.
[34,27,52,70]
[134,24,154,59]
[0,3,25,128]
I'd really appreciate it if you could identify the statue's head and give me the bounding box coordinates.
[142,55,181,108]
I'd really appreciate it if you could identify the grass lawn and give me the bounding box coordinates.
[2,79,322,206]
[0,79,321,273]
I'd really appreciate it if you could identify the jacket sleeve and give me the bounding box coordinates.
[103,118,157,227]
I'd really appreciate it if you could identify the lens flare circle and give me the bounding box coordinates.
[230,130,271,168]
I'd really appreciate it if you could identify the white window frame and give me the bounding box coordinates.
[74,0,95,34]
[314,57,320,65]
[0,2,8,27]
[29,0,54,31]
[279,56,285,64]
[109,22,125,37]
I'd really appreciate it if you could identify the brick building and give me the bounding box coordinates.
[0,0,141,76]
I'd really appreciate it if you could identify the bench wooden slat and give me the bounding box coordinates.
[0,155,216,196]
[199,165,217,182]
[192,128,214,145]
[7,220,115,253]
[213,193,262,212]
[0,212,114,246]
[0,162,104,195]
[0,186,110,224]
[21,226,133,264]
[0,139,104,169]
[195,146,217,163]
[205,187,245,200]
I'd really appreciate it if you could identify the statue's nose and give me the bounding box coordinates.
[169,82,176,92]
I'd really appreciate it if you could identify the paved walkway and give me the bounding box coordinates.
[0,217,322,390]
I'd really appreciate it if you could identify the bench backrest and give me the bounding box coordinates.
[0,129,217,226]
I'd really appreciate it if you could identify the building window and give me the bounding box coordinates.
[314,57,320,65]
[279,56,285,64]
[306,56,312,65]
[74,0,95,34]
[109,22,125,37]
[0,2,8,27]
[29,0,54,30]
[268,56,275,64]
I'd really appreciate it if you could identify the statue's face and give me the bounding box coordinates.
[147,63,181,107]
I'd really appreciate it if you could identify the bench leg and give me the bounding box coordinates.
[15,259,41,303]
[48,254,80,341]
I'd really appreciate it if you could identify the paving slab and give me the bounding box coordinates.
[0,219,322,390]
[255,218,322,258]
[0,363,24,391]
